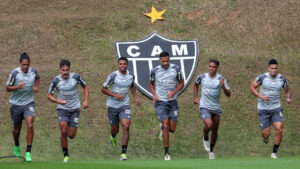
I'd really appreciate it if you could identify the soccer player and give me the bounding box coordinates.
[149,51,184,160]
[194,59,231,159]
[250,59,291,159]
[6,53,40,162]
[101,57,141,161]
[48,59,89,162]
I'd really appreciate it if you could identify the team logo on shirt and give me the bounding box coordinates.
[115,32,199,98]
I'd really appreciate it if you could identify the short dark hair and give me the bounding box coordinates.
[209,59,219,66]
[159,51,170,58]
[60,59,71,68]
[19,52,30,63]
[118,56,128,63]
[268,59,278,66]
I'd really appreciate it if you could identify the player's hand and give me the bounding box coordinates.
[152,94,159,102]
[259,95,269,102]
[194,98,200,105]
[167,91,175,100]
[19,80,26,89]
[58,99,67,105]
[33,87,39,93]
[115,94,125,101]
[82,100,89,109]
[219,78,225,88]
[135,98,141,106]
[286,98,291,104]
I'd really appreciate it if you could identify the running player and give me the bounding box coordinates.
[101,57,141,161]
[194,59,231,159]
[250,59,291,159]
[6,53,40,162]
[149,51,184,160]
[48,59,89,162]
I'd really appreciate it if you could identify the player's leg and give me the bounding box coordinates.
[10,104,23,157]
[24,115,34,162]
[119,106,131,160]
[169,100,178,133]
[108,107,120,147]
[57,109,71,162]
[200,108,212,152]
[67,109,80,139]
[271,108,284,158]
[209,114,220,159]
[259,110,272,144]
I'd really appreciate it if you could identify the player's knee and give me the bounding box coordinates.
[123,125,130,131]
[61,129,68,136]
[27,123,34,130]
[205,123,212,129]
[169,128,176,133]
[275,128,283,134]
[162,124,169,131]
[69,135,76,139]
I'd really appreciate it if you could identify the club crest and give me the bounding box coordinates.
[115,32,199,98]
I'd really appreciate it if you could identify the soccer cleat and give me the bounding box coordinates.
[25,152,32,162]
[63,156,69,162]
[271,153,277,159]
[159,124,163,141]
[120,153,128,161]
[263,137,269,144]
[209,152,215,160]
[110,135,116,147]
[14,145,20,157]
[164,153,171,160]
[203,138,210,152]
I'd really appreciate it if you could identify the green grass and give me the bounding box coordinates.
[1,157,300,169]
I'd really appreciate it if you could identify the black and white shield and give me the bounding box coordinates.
[115,32,199,98]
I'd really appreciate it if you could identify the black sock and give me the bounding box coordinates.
[26,145,32,152]
[111,133,116,138]
[204,136,209,141]
[122,145,127,154]
[210,144,215,152]
[62,147,69,157]
[164,147,169,155]
[14,139,20,146]
[273,144,279,153]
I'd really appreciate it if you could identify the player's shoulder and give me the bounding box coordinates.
[28,67,38,73]
[51,75,61,85]
[216,73,225,79]
[127,70,134,77]
[10,67,20,76]
[71,72,81,79]
[170,63,181,70]
[151,65,159,73]
[257,72,268,79]
[277,73,287,81]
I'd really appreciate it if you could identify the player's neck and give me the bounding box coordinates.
[209,73,217,78]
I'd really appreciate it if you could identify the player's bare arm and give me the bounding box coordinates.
[82,85,89,109]
[33,77,40,93]
[193,83,200,104]
[101,86,125,101]
[220,78,231,97]
[250,80,269,102]
[284,87,292,104]
[149,80,159,102]
[130,84,141,106]
[47,93,67,105]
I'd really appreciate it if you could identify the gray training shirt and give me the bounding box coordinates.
[195,73,230,110]
[7,67,39,106]
[256,72,288,110]
[150,63,183,101]
[102,70,134,108]
[48,72,86,110]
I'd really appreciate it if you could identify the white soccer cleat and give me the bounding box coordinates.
[203,138,210,152]
[271,153,277,159]
[164,153,171,160]
[159,124,163,141]
[209,152,215,160]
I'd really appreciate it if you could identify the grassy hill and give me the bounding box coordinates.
[0,0,299,160]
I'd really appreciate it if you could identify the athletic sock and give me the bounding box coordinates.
[164,147,169,155]
[14,139,20,146]
[273,144,279,153]
[210,144,215,152]
[122,145,127,154]
[26,145,32,152]
[111,133,116,138]
[62,147,69,157]
[204,136,209,141]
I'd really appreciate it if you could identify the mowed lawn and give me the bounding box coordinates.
[1,157,300,169]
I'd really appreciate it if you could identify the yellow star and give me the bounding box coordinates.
[144,6,166,23]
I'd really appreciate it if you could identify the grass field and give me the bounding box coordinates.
[0,0,299,163]
[1,157,300,169]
